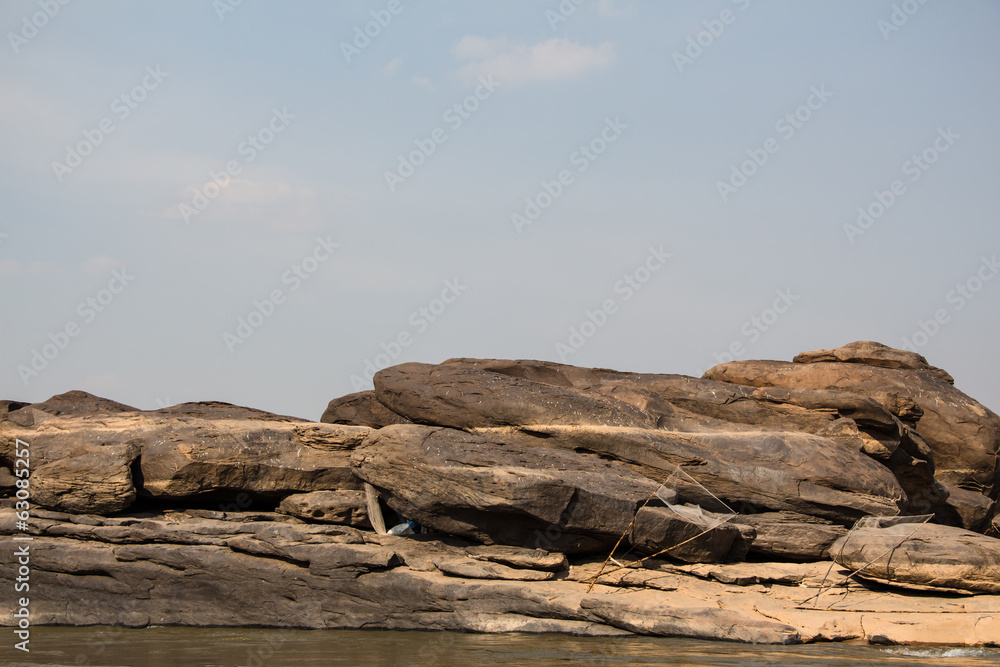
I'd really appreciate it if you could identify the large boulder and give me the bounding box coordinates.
[472,424,906,524]
[0,432,139,514]
[935,483,995,532]
[320,390,411,428]
[277,490,370,528]
[831,520,1000,594]
[373,362,655,430]
[135,407,371,499]
[351,424,745,558]
[704,342,1000,497]
[629,505,750,563]
[0,394,371,513]
[4,390,137,422]
[792,340,954,382]
[438,358,945,512]
[729,512,848,561]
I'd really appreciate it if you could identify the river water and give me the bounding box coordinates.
[7,627,1000,667]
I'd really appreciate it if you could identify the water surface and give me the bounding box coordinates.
[9,627,1000,667]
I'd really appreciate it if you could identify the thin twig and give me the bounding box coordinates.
[586,482,664,592]
[801,515,933,608]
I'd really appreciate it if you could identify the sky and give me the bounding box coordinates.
[2,0,999,421]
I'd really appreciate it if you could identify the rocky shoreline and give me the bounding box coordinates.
[2,342,999,646]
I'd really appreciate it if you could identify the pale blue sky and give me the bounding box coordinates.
[2,0,999,419]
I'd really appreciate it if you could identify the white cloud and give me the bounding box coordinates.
[382,57,402,77]
[453,36,616,86]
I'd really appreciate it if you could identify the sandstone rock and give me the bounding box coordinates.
[16,390,137,417]
[461,544,568,571]
[136,415,366,498]
[352,424,667,555]
[629,505,749,563]
[793,340,954,383]
[32,442,139,514]
[0,419,139,514]
[442,359,843,434]
[0,400,30,420]
[374,362,654,430]
[439,358,944,511]
[935,483,995,532]
[729,512,848,561]
[831,520,1000,594]
[579,598,801,644]
[473,424,905,523]
[152,400,302,422]
[0,466,16,492]
[277,490,370,528]
[704,344,1000,496]
[430,552,556,581]
[0,395,370,512]
[320,390,411,428]
[662,560,831,587]
[3,508,999,646]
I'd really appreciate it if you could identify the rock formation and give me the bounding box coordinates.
[2,342,999,646]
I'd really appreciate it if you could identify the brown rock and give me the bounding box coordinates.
[373,362,654,430]
[729,512,848,561]
[351,424,666,554]
[935,483,995,532]
[704,343,1000,496]
[19,390,138,417]
[277,490,370,528]
[0,395,370,511]
[0,420,139,514]
[439,358,945,511]
[831,520,1000,594]
[474,424,905,524]
[793,340,954,383]
[3,508,999,646]
[320,390,411,428]
[629,505,750,563]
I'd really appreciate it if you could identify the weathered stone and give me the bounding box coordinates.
[0,420,139,514]
[440,358,946,511]
[3,508,1000,646]
[0,466,16,491]
[351,424,662,554]
[579,598,801,644]
[729,512,848,561]
[935,483,995,532]
[704,344,1000,497]
[320,390,412,428]
[0,396,367,511]
[430,553,556,581]
[831,520,1000,594]
[793,340,954,383]
[473,424,905,524]
[462,544,568,571]
[277,490,370,528]
[374,362,654,429]
[11,390,137,419]
[629,505,749,563]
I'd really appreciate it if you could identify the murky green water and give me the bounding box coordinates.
[6,627,1000,667]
